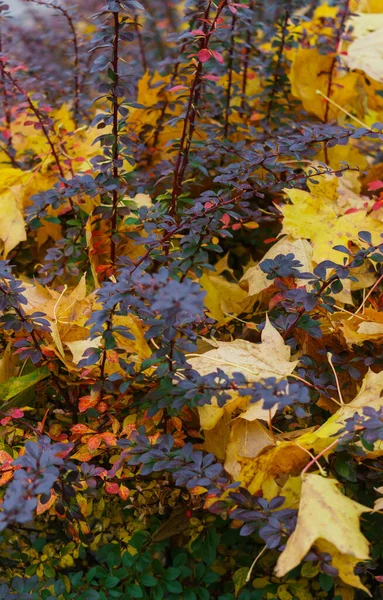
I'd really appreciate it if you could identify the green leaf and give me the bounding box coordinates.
[151,585,164,600]
[140,574,157,587]
[163,567,181,581]
[335,454,357,483]
[43,564,56,578]
[80,590,100,600]
[319,573,334,592]
[86,566,98,584]
[104,576,120,588]
[165,580,182,594]
[70,571,84,588]
[0,367,50,407]
[125,584,143,598]
[233,567,248,597]
[202,529,219,565]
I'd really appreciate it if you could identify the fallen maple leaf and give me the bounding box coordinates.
[288,47,362,120]
[343,13,383,83]
[199,270,255,325]
[280,176,383,263]
[296,369,383,456]
[240,236,313,296]
[189,315,298,430]
[0,187,27,257]
[275,474,371,594]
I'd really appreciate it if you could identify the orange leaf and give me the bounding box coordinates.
[0,451,13,486]
[118,484,130,500]
[79,395,99,413]
[101,432,117,447]
[70,445,102,462]
[71,424,94,436]
[189,485,208,495]
[88,435,102,451]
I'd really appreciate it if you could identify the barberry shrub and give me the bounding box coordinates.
[1,0,383,598]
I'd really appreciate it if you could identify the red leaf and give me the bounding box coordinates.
[211,50,224,64]
[368,180,383,191]
[221,213,230,226]
[191,29,205,36]
[202,74,219,82]
[9,408,24,419]
[168,85,188,93]
[198,49,211,63]
[105,482,119,494]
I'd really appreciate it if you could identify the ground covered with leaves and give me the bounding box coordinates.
[2,0,383,598]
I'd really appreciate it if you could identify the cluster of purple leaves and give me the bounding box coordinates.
[0,437,74,531]
[79,266,207,389]
[238,377,311,418]
[228,488,297,550]
[303,549,338,578]
[142,367,311,418]
[338,407,383,451]
[258,236,383,341]
[117,431,231,494]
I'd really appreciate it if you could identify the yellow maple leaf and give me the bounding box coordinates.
[351,0,383,11]
[316,539,369,594]
[343,14,383,83]
[297,369,383,456]
[224,419,275,480]
[275,474,371,594]
[0,186,27,256]
[188,315,297,430]
[127,71,186,158]
[240,236,313,296]
[280,177,382,263]
[199,271,255,326]
[288,47,363,121]
[329,308,383,346]
[237,441,309,494]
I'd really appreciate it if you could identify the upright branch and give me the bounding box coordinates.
[223,12,237,140]
[110,11,120,268]
[133,15,147,73]
[323,0,350,162]
[4,70,66,179]
[240,0,254,117]
[266,9,289,123]
[0,21,11,147]
[23,0,81,127]
[324,0,350,124]
[148,10,199,163]
[170,0,230,217]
